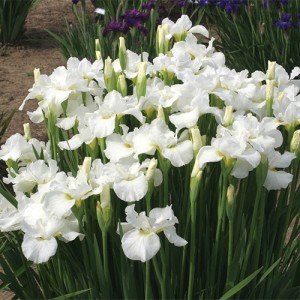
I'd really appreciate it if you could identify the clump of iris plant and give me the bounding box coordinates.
[199,0,300,73]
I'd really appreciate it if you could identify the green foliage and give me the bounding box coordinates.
[0,0,42,44]
[0,110,14,144]
[0,233,44,299]
[202,0,300,73]
[48,0,163,61]
[48,0,203,62]
[46,5,102,61]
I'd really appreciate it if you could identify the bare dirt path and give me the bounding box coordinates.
[0,0,85,142]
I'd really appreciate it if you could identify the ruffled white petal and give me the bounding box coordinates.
[263,170,293,190]
[43,191,75,218]
[88,113,116,138]
[22,235,58,264]
[105,134,134,162]
[231,159,254,179]
[169,109,199,130]
[163,226,187,246]
[162,140,193,167]
[188,25,209,38]
[290,67,300,80]
[197,146,222,169]
[121,230,160,262]
[149,205,174,223]
[56,116,77,130]
[0,195,21,232]
[58,134,84,150]
[113,173,148,202]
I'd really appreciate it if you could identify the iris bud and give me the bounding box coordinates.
[104,57,117,92]
[23,123,31,141]
[290,129,300,160]
[95,39,101,60]
[96,184,112,233]
[117,74,128,96]
[119,37,127,71]
[136,62,147,99]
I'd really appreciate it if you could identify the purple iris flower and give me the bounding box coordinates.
[142,0,157,10]
[199,0,218,7]
[217,0,248,13]
[199,0,247,13]
[121,9,148,27]
[137,23,148,36]
[274,13,298,30]
[171,0,188,7]
[103,8,150,37]
[103,20,130,36]
[276,0,289,4]
[72,0,80,4]
[142,0,166,15]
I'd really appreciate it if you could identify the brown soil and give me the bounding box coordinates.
[0,0,93,142]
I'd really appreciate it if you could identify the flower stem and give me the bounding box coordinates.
[98,138,107,164]
[187,168,202,299]
[240,186,262,280]
[187,200,196,300]
[152,256,166,300]
[145,261,151,299]
[216,174,228,243]
[227,219,233,278]
[102,231,109,286]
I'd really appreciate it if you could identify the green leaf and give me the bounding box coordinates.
[220,267,263,300]
[0,181,18,207]
[0,110,15,142]
[256,259,281,287]
[49,288,91,300]
[0,0,42,43]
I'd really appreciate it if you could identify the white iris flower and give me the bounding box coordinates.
[119,205,187,262]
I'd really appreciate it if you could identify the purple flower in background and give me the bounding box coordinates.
[137,23,149,36]
[199,0,247,13]
[217,0,248,13]
[72,0,80,4]
[142,0,157,10]
[142,0,166,15]
[171,0,188,7]
[103,8,150,37]
[199,0,218,7]
[103,20,129,36]
[274,13,299,30]
[276,0,289,4]
[121,9,148,27]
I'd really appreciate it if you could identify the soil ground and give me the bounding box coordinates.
[0,0,93,142]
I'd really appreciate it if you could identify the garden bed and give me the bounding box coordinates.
[0,1,299,299]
